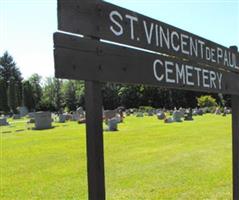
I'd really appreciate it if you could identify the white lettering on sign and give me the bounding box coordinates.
[143,21,154,45]
[109,10,239,71]
[109,11,123,36]
[125,14,138,40]
[153,59,223,90]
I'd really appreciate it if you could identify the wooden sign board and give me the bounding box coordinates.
[57,0,239,74]
[55,1,239,200]
[54,32,239,95]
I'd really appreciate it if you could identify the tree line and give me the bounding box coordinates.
[0,52,231,114]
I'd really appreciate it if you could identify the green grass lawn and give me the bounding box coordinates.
[1,114,233,199]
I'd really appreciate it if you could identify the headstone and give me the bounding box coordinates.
[192,109,198,116]
[0,118,9,126]
[107,118,118,131]
[28,112,35,118]
[104,110,117,123]
[172,110,183,122]
[179,108,186,115]
[18,106,28,117]
[13,114,21,120]
[58,114,66,123]
[64,113,72,120]
[215,108,221,115]
[114,114,123,123]
[34,111,52,130]
[197,109,204,116]
[72,112,81,121]
[184,108,194,121]
[157,112,166,120]
[77,107,85,117]
[148,110,154,116]
[164,117,174,123]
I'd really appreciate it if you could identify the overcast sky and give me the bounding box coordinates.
[0,0,238,79]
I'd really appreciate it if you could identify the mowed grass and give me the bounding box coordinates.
[1,114,233,200]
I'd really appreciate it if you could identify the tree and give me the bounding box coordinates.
[0,77,8,112]
[28,74,42,110]
[54,78,64,112]
[118,85,143,108]
[0,52,22,112]
[102,83,120,110]
[64,81,77,111]
[40,78,64,112]
[197,95,218,108]
[22,80,35,111]
[7,77,17,113]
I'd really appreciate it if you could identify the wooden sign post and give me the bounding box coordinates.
[85,81,105,199]
[231,46,239,200]
[54,0,239,199]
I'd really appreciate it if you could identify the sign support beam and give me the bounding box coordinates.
[232,94,239,200]
[85,81,106,200]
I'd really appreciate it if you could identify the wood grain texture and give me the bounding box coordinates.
[57,0,239,73]
[85,81,105,200]
[232,95,239,200]
[54,32,239,95]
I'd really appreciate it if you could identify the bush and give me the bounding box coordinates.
[197,95,217,108]
[139,106,154,112]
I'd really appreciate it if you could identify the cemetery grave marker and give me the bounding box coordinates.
[54,0,239,199]
[34,112,52,130]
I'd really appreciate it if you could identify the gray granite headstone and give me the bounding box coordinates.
[13,114,21,119]
[28,112,35,118]
[164,117,174,123]
[0,118,9,126]
[58,114,66,123]
[34,112,52,130]
[157,112,166,120]
[107,118,118,131]
[172,111,183,122]
[18,106,28,117]
[184,109,193,121]
[104,110,117,119]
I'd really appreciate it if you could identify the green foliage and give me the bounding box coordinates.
[0,77,8,112]
[139,106,154,112]
[102,83,120,110]
[7,78,17,113]
[64,80,77,111]
[28,74,42,110]
[22,80,35,111]
[40,77,64,112]
[197,95,218,108]
[0,52,22,113]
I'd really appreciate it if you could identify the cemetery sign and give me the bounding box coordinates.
[54,1,239,200]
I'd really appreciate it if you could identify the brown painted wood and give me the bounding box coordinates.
[54,32,239,95]
[85,80,105,200]
[57,0,239,73]
[232,95,239,200]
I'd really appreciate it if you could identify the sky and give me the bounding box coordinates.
[0,0,238,79]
